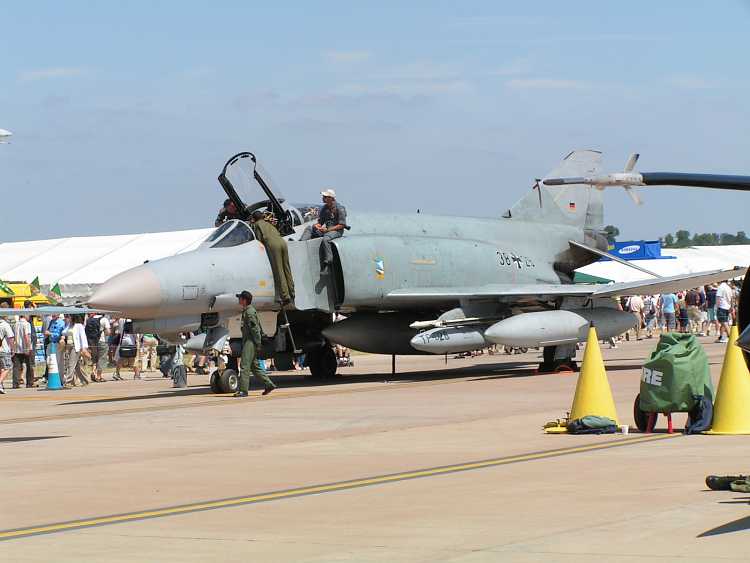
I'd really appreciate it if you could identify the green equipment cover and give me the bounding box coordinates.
[639,333,713,413]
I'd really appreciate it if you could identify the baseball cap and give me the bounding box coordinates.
[320,189,336,198]
[235,290,253,301]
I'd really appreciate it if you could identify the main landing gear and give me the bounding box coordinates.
[305,344,337,379]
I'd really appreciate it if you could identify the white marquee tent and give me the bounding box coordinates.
[0,228,213,302]
[577,245,750,284]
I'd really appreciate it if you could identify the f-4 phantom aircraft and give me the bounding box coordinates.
[86,150,748,393]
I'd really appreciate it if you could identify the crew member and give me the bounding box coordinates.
[300,189,347,274]
[235,290,276,397]
[215,199,241,227]
[251,210,295,304]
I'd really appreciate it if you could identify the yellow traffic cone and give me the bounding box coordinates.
[569,325,619,425]
[705,325,750,435]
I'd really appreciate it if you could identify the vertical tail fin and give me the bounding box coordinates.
[508,150,603,230]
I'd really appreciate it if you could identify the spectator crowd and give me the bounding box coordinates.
[614,279,741,347]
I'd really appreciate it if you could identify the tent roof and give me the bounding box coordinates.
[577,245,750,283]
[0,228,213,286]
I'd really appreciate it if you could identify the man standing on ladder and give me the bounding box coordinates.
[250,210,295,305]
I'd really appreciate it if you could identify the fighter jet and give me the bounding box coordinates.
[87,150,749,393]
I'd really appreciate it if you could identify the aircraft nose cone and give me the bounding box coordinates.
[89,265,162,317]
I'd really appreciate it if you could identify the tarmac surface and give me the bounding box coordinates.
[2,336,749,562]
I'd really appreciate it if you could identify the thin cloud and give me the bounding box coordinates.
[666,74,715,90]
[339,80,473,98]
[19,67,87,82]
[507,78,588,90]
[324,51,371,64]
[489,57,534,77]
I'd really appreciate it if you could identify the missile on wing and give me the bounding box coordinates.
[0,128,12,143]
[410,326,490,354]
[484,308,636,348]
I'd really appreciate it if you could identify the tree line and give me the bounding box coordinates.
[602,225,749,248]
[662,230,749,248]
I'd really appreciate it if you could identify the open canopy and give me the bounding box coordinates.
[218,152,297,236]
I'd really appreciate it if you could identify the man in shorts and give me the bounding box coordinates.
[659,292,679,332]
[85,313,110,382]
[114,328,141,380]
[704,284,718,336]
[716,281,733,344]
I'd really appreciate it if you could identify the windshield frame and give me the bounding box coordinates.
[202,220,256,249]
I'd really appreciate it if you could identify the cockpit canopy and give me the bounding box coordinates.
[203,220,255,248]
[218,152,299,236]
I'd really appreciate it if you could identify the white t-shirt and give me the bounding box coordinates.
[14,317,32,354]
[628,295,644,313]
[0,320,13,354]
[72,323,89,353]
[98,316,111,343]
[716,283,733,310]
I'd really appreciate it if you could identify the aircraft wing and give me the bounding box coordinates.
[386,267,746,305]
[0,306,116,317]
[592,267,747,297]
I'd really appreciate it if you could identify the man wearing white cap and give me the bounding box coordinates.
[301,189,347,274]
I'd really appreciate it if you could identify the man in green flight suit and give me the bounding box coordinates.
[235,290,276,397]
[251,210,295,305]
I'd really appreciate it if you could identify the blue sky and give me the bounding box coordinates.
[2,1,750,241]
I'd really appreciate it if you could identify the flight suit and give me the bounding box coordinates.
[252,219,295,303]
[239,304,275,393]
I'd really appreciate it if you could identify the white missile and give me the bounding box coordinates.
[0,129,12,144]
[410,326,490,354]
[484,308,636,348]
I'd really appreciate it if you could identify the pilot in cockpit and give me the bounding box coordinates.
[215,199,242,227]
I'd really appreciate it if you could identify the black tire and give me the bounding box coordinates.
[274,352,295,372]
[210,371,222,393]
[308,346,338,379]
[633,393,651,432]
[219,369,239,393]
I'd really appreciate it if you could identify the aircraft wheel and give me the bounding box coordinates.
[633,394,650,432]
[308,346,338,379]
[210,371,222,393]
[219,369,239,393]
[274,352,294,372]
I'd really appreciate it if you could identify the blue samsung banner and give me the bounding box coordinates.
[600,240,675,261]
